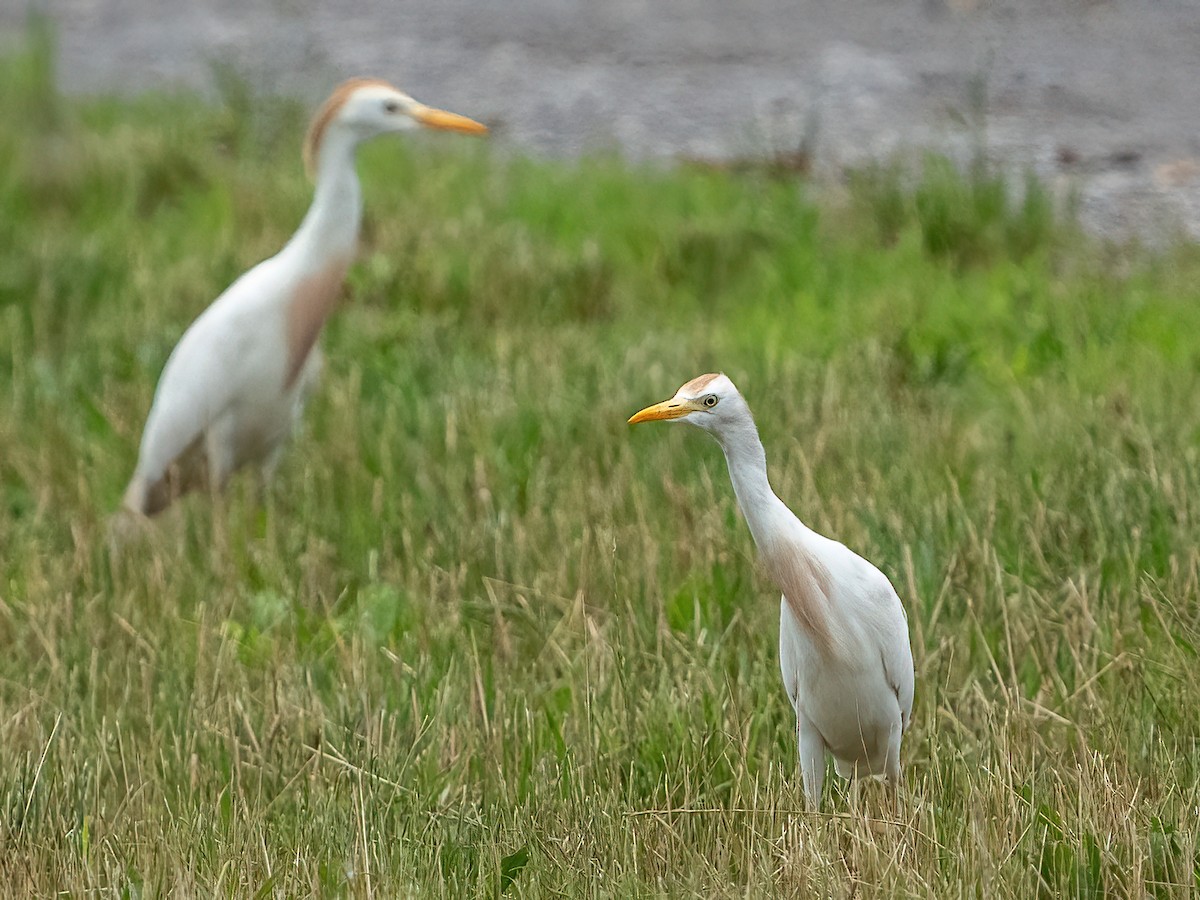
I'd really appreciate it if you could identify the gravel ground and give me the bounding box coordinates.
[5,0,1199,241]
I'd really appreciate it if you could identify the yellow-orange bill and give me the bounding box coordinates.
[412,106,488,135]
[628,399,693,425]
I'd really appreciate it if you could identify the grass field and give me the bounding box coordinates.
[2,29,1200,897]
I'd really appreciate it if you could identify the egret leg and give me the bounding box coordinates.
[203,428,238,553]
[262,444,286,484]
[204,427,238,496]
[885,723,902,813]
[257,444,288,503]
[797,714,826,808]
[120,474,151,517]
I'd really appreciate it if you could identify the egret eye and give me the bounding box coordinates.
[383,99,401,114]
[703,395,718,408]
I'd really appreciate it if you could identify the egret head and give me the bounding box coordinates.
[627,372,749,436]
[303,78,487,176]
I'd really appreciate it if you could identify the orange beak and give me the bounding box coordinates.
[628,398,699,425]
[411,105,488,135]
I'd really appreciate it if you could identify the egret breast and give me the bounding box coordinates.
[761,537,839,658]
[284,259,350,389]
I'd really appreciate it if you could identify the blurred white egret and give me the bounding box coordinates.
[121,79,486,516]
[629,373,914,805]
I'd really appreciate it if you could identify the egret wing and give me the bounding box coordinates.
[130,273,273,490]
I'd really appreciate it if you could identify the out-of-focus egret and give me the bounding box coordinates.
[121,79,486,516]
[629,373,914,805]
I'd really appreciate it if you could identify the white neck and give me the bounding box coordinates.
[714,409,808,550]
[284,128,363,270]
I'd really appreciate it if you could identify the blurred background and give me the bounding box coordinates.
[3,0,1198,242]
[3,3,1200,895]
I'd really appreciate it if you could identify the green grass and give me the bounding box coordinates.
[3,27,1200,897]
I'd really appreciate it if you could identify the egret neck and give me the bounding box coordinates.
[287,127,364,267]
[277,128,361,387]
[713,414,795,550]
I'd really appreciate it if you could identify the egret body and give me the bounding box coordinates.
[629,373,914,805]
[122,79,486,516]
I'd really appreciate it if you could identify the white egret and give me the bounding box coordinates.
[121,79,486,516]
[629,373,914,805]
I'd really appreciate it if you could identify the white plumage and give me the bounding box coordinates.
[122,79,486,516]
[629,373,915,805]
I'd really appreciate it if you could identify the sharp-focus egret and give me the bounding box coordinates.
[629,373,914,805]
[121,79,486,516]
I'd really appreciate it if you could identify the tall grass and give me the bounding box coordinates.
[1,30,1199,897]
